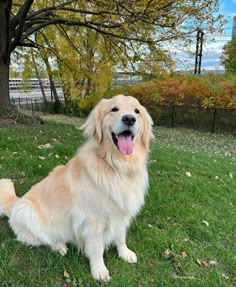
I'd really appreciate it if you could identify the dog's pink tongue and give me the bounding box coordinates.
[117,134,134,155]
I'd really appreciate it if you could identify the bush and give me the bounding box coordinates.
[108,74,236,109]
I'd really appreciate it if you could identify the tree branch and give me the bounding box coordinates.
[11,0,34,29]
[10,0,35,52]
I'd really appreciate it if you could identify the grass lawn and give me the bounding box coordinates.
[0,117,236,287]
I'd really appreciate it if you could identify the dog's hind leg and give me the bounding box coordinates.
[9,198,47,247]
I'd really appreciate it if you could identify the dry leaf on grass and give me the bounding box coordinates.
[202,220,209,226]
[181,251,188,258]
[19,178,25,185]
[162,249,174,259]
[162,249,188,269]
[222,273,230,280]
[208,260,219,266]
[63,270,70,278]
[163,249,187,259]
[196,258,208,267]
[38,156,46,160]
[38,143,51,149]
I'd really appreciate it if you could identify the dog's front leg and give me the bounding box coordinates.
[84,229,110,282]
[115,233,137,264]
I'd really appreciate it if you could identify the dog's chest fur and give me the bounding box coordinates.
[77,143,148,216]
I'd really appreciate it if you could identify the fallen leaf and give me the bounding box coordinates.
[208,260,219,266]
[162,249,173,259]
[196,258,208,267]
[229,173,233,178]
[63,270,70,278]
[38,143,51,149]
[222,273,230,280]
[19,178,25,185]
[172,261,182,268]
[38,156,46,160]
[202,220,209,226]
[186,172,192,177]
[181,251,188,258]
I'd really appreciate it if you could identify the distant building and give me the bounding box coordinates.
[232,16,236,39]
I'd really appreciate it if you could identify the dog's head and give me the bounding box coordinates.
[82,95,154,155]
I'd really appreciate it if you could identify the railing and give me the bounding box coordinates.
[147,104,236,133]
[11,97,236,133]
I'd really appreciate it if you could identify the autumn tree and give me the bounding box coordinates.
[220,39,236,75]
[0,0,225,118]
[36,25,117,102]
[137,48,175,79]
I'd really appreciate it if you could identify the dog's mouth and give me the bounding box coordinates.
[111,130,134,155]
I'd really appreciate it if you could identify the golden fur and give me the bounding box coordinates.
[0,95,153,281]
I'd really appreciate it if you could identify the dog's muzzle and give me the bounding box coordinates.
[111,114,137,155]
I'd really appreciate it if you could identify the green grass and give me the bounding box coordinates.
[0,119,236,287]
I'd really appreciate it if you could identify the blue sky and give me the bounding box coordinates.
[174,0,236,71]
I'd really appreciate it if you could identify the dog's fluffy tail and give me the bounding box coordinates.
[0,179,18,217]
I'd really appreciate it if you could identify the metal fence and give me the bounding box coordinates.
[147,104,236,133]
[11,97,64,116]
[12,97,236,133]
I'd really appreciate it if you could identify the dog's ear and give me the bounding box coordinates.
[141,107,154,149]
[81,99,107,142]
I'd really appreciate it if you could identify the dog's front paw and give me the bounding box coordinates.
[92,265,111,282]
[52,243,68,256]
[119,248,137,263]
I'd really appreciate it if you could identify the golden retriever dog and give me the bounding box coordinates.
[0,95,153,282]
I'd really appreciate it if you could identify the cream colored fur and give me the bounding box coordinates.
[0,95,153,282]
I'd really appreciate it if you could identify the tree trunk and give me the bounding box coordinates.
[0,60,12,117]
[57,59,70,104]
[30,48,47,103]
[42,56,60,103]
[49,74,60,102]
[0,0,13,118]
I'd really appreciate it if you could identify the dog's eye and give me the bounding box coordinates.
[135,108,140,114]
[111,107,119,112]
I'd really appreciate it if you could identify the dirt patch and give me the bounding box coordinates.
[0,118,24,129]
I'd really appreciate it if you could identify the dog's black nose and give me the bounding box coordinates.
[122,114,136,126]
